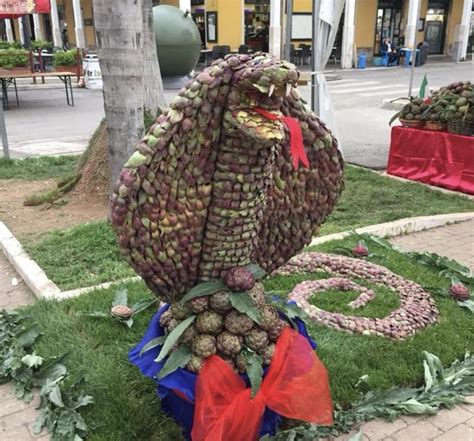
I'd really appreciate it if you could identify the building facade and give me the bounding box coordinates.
[1,0,473,64]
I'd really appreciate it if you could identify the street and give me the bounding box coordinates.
[2,61,473,168]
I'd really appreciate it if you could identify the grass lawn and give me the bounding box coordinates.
[24,165,474,290]
[0,156,79,180]
[24,236,473,440]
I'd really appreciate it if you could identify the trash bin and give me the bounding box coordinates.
[358,52,367,69]
[84,55,102,90]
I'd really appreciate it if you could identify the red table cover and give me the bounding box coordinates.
[387,126,474,195]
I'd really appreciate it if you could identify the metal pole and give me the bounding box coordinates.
[284,0,293,61]
[0,97,10,160]
[311,0,321,113]
[408,0,422,97]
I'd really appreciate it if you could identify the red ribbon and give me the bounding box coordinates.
[254,107,310,170]
[191,327,334,441]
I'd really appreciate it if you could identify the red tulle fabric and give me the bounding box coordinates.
[254,108,310,170]
[191,327,333,441]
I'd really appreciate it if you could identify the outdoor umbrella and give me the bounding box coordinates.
[0,0,50,19]
[311,0,345,150]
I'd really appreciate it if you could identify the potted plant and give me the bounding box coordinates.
[53,49,80,73]
[0,48,29,71]
[31,40,53,53]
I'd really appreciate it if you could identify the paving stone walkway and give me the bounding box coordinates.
[1,220,473,441]
[0,252,46,441]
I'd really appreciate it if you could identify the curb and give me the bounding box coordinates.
[309,212,474,247]
[2,213,474,301]
[0,222,61,299]
[59,276,141,300]
[382,98,409,111]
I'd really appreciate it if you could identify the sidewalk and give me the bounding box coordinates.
[0,252,44,440]
[0,221,473,440]
[334,220,474,441]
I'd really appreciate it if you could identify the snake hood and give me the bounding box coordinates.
[111,53,344,303]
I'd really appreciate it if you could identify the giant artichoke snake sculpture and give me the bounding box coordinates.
[111,53,344,375]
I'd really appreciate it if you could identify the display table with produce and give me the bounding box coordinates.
[387,126,474,195]
[387,81,473,195]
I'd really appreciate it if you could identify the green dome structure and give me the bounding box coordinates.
[153,5,201,77]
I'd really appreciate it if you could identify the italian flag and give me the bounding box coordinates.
[419,74,429,99]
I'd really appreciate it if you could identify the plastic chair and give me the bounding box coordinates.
[211,45,221,61]
[220,45,231,58]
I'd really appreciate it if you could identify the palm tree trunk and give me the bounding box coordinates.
[93,0,165,192]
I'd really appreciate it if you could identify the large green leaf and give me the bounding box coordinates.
[157,346,192,380]
[155,316,196,363]
[140,336,166,356]
[458,299,474,313]
[229,292,261,324]
[112,289,128,307]
[245,352,263,398]
[130,298,156,315]
[246,264,267,280]
[180,281,226,306]
[15,326,41,348]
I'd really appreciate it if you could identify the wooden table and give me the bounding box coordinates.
[0,70,76,110]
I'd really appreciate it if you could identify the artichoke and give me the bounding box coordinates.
[261,343,276,365]
[224,267,256,291]
[259,305,279,331]
[179,324,196,346]
[224,310,254,335]
[192,334,217,359]
[216,331,243,355]
[235,352,247,373]
[196,311,224,335]
[159,309,173,328]
[186,354,204,373]
[449,283,471,301]
[267,318,289,342]
[188,296,209,314]
[170,303,191,320]
[209,290,233,314]
[244,328,269,351]
[248,283,265,307]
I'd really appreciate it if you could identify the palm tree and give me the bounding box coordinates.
[93,0,165,191]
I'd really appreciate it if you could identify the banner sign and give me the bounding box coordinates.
[0,0,50,15]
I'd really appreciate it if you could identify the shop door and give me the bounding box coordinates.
[425,21,443,53]
[374,1,403,55]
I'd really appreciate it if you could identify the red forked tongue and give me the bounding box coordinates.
[254,107,310,169]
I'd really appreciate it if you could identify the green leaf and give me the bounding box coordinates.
[131,298,156,315]
[180,281,226,305]
[155,316,196,363]
[246,263,267,280]
[348,430,363,441]
[34,361,67,386]
[122,318,134,328]
[21,353,43,368]
[140,336,166,356]
[229,292,261,324]
[48,384,65,407]
[245,352,264,398]
[74,395,94,409]
[33,410,47,434]
[15,326,41,347]
[397,398,437,415]
[458,299,474,313]
[389,110,401,126]
[112,289,128,307]
[157,346,192,380]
